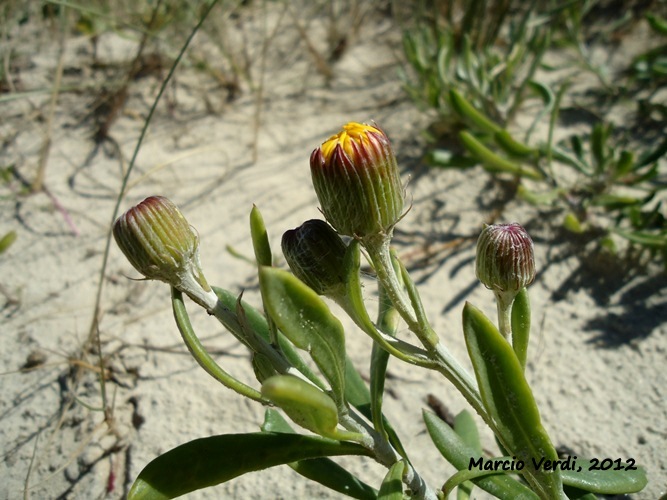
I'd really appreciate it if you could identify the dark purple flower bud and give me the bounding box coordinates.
[475,223,535,294]
[281,219,347,296]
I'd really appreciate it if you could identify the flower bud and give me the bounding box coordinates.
[310,122,404,238]
[113,196,211,302]
[475,223,535,294]
[281,219,347,297]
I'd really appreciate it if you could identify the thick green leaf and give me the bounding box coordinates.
[454,410,482,455]
[0,230,17,254]
[423,411,538,500]
[591,123,611,174]
[371,251,403,440]
[613,150,635,179]
[250,205,278,344]
[454,410,482,499]
[550,145,591,176]
[510,288,531,371]
[261,409,378,500]
[563,212,584,234]
[426,149,478,169]
[128,433,372,500]
[260,375,356,440]
[636,134,667,168]
[462,302,564,499]
[591,194,642,209]
[449,89,502,135]
[647,13,667,35]
[460,131,543,180]
[341,241,433,366]
[494,130,536,158]
[250,205,272,267]
[378,460,405,500]
[561,458,647,494]
[259,267,347,407]
[370,342,390,439]
[442,462,518,498]
[517,185,561,207]
[614,228,667,248]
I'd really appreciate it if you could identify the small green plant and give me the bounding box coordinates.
[401,1,552,132]
[114,123,647,499]
[401,3,667,269]
[430,89,667,267]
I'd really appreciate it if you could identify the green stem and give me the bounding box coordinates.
[185,283,303,382]
[495,290,514,343]
[171,288,266,403]
[208,297,296,378]
[363,235,503,442]
[340,410,438,500]
[364,235,431,342]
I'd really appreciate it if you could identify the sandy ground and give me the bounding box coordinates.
[1,4,665,499]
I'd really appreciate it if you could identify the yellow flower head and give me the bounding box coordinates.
[320,122,383,163]
[310,122,404,238]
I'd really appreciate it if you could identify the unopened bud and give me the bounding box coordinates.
[113,196,212,306]
[281,219,346,296]
[475,223,535,295]
[310,122,404,238]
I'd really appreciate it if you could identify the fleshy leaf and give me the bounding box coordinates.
[494,130,536,158]
[561,458,647,494]
[371,249,403,440]
[128,433,372,500]
[460,131,543,180]
[454,410,482,499]
[261,375,359,441]
[261,409,378,500]
[462,302,564,499]
[378,460,405,499]
[259,267,347,407]
[423,410,538,500]
[442,461,519,499]
[449,88,502,134]
[250,205,278,344]
[250,205,272,266]
[171,288,264,402]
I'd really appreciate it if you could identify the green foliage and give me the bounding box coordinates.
[402,3,667,269]
[128,432,372,500]
[462,302,563,498]
[114,112,650,499]
[401,1,552,130]
[118,197,647,498]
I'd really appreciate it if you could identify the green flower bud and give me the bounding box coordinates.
[113,196,212,304]
[475,223,536,294]
[310,122,404,238]
[281,219,347,296]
